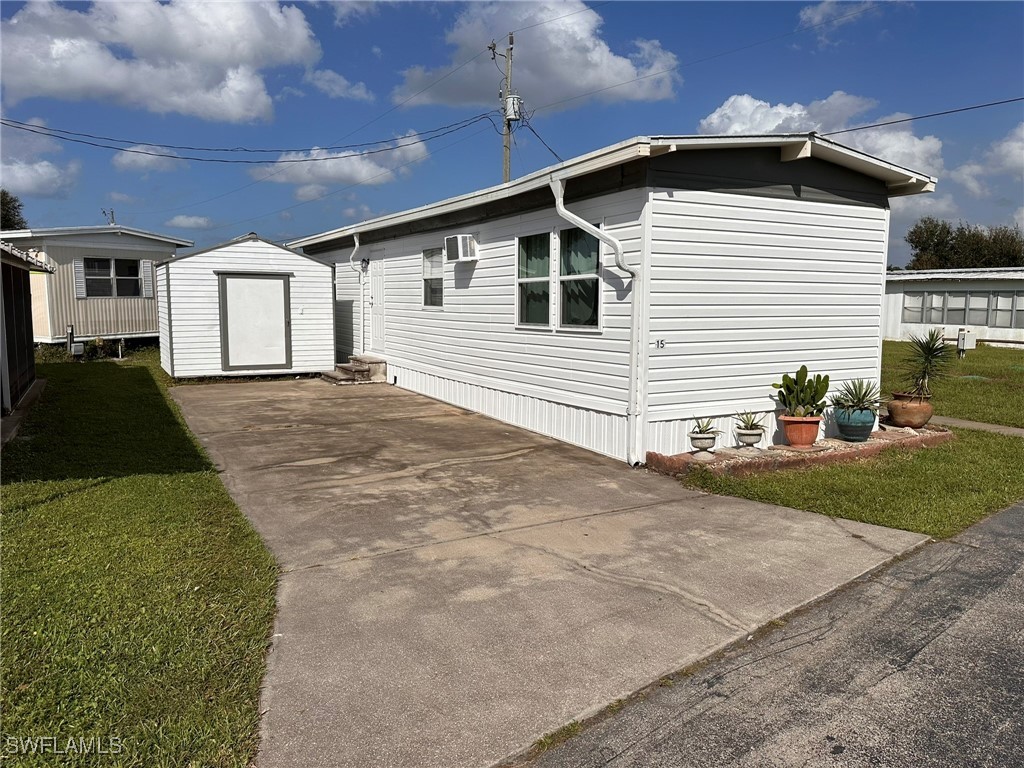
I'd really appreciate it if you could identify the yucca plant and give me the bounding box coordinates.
[830,379,885,414]
[735,412,765,431]
[771,365,830,417]
[901,328,952,399]
[690,417,721,435]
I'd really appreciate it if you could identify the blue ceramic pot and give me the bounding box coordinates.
[834,408,876,442]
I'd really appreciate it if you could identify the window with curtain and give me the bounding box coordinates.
[422,248,443,307]
[84,257,140,297]
[559,227,600,327]
[517,233,550,325]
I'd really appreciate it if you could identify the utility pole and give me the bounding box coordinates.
[502,32,514,183]
[491,33,521,183]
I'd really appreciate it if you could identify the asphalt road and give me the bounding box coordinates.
[522,502,1024,768]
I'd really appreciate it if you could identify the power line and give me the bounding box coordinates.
[522,120,563,163]
[0,114,495,155]
[822,97,1024,136]
[0,113,497,165]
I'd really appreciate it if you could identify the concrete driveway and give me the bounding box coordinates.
[171,380,928,768]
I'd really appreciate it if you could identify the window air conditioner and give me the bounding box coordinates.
[445,234,478,262]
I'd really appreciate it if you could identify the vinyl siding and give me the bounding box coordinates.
[326,190,647,459]
[156,266,172,374]
[644,189,889,454]
[161,240,334,377]
[29,271,51,340]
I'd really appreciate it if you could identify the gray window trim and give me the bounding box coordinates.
[218,272,293,371]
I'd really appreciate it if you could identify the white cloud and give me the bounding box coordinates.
[343,204,373,220]
[1,1,323,122]
[109,192,136,203]
[698,91,944,177]
[1015,207,1024,228]
[331,1,379,27]
[277,86,307,102]
[0,117,80,198]
[112,145,181,173]
[371,46,383,59]
[164,215,212,229]
[252,132,430,200]
[798,1,878,46]
[392,1,679,109]
[304,69,374,102]
[950,122,1024,198]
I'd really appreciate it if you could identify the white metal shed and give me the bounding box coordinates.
[289,134,937,464]
[156,234,334,378]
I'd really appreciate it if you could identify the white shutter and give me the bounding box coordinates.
[141,260,154,298]
[74,258,86,298]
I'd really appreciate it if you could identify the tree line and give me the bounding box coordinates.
[898,216,1023,270]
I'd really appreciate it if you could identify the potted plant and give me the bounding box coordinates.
[830,379,884,442]
[734,412,765,451]
[888,328,952,428]
[771,365,829,449]
[689,418,721,462]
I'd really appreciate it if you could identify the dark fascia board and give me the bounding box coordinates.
[156,233,332,267]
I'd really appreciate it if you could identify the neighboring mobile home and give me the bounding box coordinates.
[0,225,192,343]
[289,134,936,464]
[156,233,334,378]
[883,267,1024,346]
[1,241,53,414]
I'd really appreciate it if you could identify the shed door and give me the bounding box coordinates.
[219,273,292,370]
[368,249,386,354]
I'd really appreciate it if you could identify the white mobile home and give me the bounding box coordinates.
[290,134,936,464]
[156,234,334,378]
[0,225,192,343]
[884,267,1024,346]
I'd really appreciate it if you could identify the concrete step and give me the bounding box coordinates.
[348,355,387,383]
[322,363,372,385]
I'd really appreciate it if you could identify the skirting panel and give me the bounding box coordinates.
[390,364,628,461]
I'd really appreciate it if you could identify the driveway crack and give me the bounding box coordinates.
[494,536,750,633]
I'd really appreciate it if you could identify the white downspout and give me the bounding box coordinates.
[348,233,364,355]
[549,178,644,466]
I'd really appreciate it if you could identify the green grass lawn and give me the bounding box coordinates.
[683,341,1024,539]
[1,347,277,767]
[882,341,1024,429]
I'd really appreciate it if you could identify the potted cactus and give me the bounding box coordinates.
[689,418,721,462]
[830,379,885,442]
[734,412,765,451]
[771,365,830,449]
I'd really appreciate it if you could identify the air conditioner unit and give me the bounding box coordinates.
[445,234,478,262]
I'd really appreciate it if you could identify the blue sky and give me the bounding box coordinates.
[1,0,1022,265]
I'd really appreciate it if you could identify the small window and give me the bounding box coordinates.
[924,292,944,324]
[559,227,600,327]
[967,292,989,325]
[84,257,142,297]
[517,233,550,325]
[945,292,966,325]
[992,292,1013,328]
[1014,293,1024,330]
[422,248,443,307]
[902,292,923,323]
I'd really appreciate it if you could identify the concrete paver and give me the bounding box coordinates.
[930,415,1024,438]
[172,379,929,768]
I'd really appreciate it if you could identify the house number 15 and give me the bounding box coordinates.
[654,339,666,348]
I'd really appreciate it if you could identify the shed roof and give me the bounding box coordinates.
[157,232,328,267]
[1,241,55,272]
[886,267,1024,283]
[0,224,193,248]
[288,133,937,252]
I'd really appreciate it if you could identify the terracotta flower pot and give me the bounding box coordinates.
[778,415,822,448]
[888,393,934,428]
